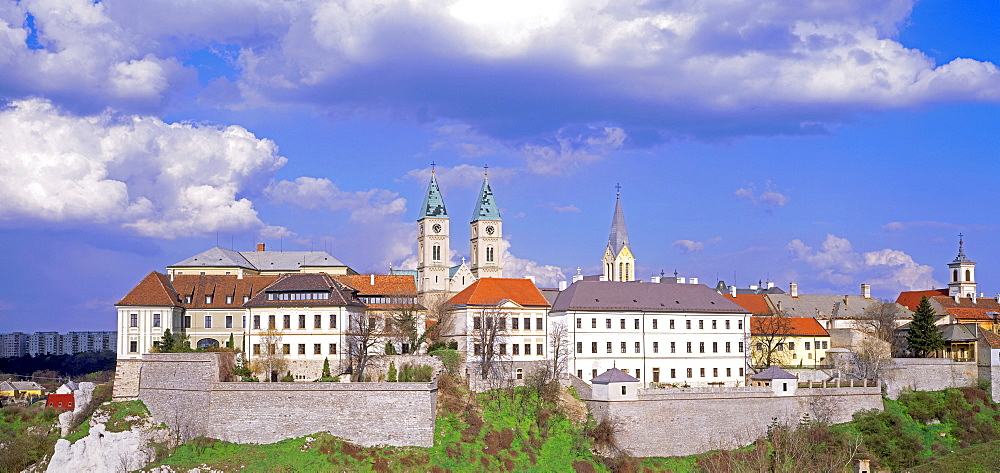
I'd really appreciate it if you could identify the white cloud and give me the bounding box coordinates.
[501,240,567,287]
[403,164,513,189]
[0,98,287,238]
[672,239,705,254]
[265,177,407,224]
[735,181,789,212]
[522,126,626,175]
[788,233,940,292]
[542,202,581,213]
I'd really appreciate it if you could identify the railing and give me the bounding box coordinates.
[798,379,877,388]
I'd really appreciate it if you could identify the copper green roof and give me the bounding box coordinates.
[471,177,501,222]
[420,174,448,219]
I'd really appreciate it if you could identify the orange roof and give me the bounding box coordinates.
[172,274,278,308]
[981,330,1000,349]
[896,289,947,311]
[943,307,1000,322]
[750,316,829,337]
[332,275,417,296]
[447,278,550,307]
[724,294,772,316]
[116,272,181,307]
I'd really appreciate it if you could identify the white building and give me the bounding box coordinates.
[549,280,750,387]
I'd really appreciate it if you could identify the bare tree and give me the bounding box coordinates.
[420,293,453,345]
[387,302,435,354]
[250,328,286,382]
[470,303,510,380]
[750,314,794,369]
[347,312,385,381]
[857,299,905,355]
[548,321,570,383]
[853,336,891,381]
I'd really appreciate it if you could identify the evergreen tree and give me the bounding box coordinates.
[906,296,945,357]
[321,357,332,379]
[226,333,235,349]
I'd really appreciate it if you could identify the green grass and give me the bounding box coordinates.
[101,399,152,432]
[911,440,1000,473]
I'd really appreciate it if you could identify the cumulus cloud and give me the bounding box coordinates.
[673,240,705,254]
[7,0,993,142]
[265,177,407,224]
[501,240,567,287]
[735,181,789,212]
[403,163,514,189]
[0,98,288,238]
[788,233,940,292]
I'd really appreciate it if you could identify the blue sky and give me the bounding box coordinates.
[1,0,999,332]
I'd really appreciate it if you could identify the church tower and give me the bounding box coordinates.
[417,170,451,294]
[602,185,636,282]
[470,169,502,279]
[948,234,976,298]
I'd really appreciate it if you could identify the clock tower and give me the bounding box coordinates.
[947,234,977,299]
[470,169,502,279]
[417,170,451,294]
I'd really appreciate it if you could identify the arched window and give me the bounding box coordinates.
[625,263,630,281]
[486,246,494,262]
[953,269,958,282]
[966,269,971,281]
[618,263,624,281]
[432,244,441,261]
[197,338,219,349]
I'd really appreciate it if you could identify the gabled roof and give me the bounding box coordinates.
[940,323,978,342]
[169,247,253,270]
[551,281,746,313]
[765,293,883,319]
[116,272,182,307]
[245,273,364,308]
[591,368,639,384]
[896,289,948,312]
[750,316,829,337]
[470,177,501,222]
[726,294,773,316]
[169,247,347,271]
[171,275,278,309]
[750,366,797,380]
[930,296,1000,322]
[447,278,549,307]
[980,330,1000,349]
[420,173,448,219]
[11,381,44,390]
[333,275,417,296]
[607,196,630,255]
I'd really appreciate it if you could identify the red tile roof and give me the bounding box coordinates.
[447,278,550,307]
[980,330,1000,349]
[46,393,74,410]
[750,316,829,337]
[931,295,1000,322]
[724,294,773,316]
[333,275,417,296]
[172,275,278,309]
[942,307,1000,322]
[116,272,181,307]
[895,289,948,311]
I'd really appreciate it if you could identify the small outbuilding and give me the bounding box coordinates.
[591,368,640,401]
[750,366,798,396]
[45,393,75,410]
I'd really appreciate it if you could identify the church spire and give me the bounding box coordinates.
[602,184,636,282]
[471,167,501,222]
[420,169,448,219]
[607,184,630,255]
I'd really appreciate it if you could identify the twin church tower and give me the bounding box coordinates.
[415,169,636,296]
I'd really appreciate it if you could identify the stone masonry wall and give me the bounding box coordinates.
[112,359,143,400]
[882,358,977,399]
[129,353,436,447]
[587,386,883,458]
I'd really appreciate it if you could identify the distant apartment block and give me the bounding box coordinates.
[0,331,116,357]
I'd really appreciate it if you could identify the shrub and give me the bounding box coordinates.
[280,371,294,382]
[387,361,397,382]
[385,342,397,355]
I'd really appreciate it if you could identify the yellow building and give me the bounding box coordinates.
[751,316,831,368]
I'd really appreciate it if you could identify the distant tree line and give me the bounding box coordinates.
[0,350,116,378]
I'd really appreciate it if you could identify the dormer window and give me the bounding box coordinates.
[226,295,234,304]
[205,295,213,304]
[243,296,250,303]
[185,296,192,304]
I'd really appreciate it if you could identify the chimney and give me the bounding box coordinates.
[558,281,568,291]
[651,276,661,283]
[861,283,871,299]
[972,292,977,304]
[257,243,266,252]
[689,277,698,285]
[730,285,737,297]
[676,277,686,284]
[599,275,608,282]
[766,281,774,289]
[573,273,584,283]
[370,274,375,286]
[749,284,758,291]
[790,282,798,298]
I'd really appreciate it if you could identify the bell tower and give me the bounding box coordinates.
[602,184,636,282]
[470,166,502,279]
[948,234,976,298]
[417,167,451,294]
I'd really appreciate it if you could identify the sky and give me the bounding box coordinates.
[1,0,999,333]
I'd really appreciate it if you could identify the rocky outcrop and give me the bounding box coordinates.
[47,406,176,473]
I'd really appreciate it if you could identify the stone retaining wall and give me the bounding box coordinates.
[882,358,977,399]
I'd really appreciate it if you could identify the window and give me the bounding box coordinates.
[700,368,706,377]
[756,342,764,351]
[607,342,612,353]
[537,318,543,330]
[129,341,137,353]
[537,344,543,355]
[712,342,718,353]
[298,315,306,329]
[206,295,213,304]
[621,319,626,329]
[739,367,744,377]
[591,318,597,329]
[152,314,160,327]
[474,344,482,356]
[591,342,597,353]
[314,344,321,355]
[712,320,717,329]
[330,314,337,329]
[474,317,481,329]
[577,342,583,353]
[513,344,520,355]
[739,342,744,353]
[727,368,732,377]
[499,318,506,330]
[671,369,676,378]
[576,318,581,329]
[738,320,743,330]
[315,315,322,329]
[686,368,692,378]
[725,320,730,330]
[592,369,598,379]
[499,344,507,355]
[184,316,191,328]
[635,369,640,379]
[699,320,704,329]
[525,318,531,330]
[634,319,640,329]
[725,342,731,353]
[653,368,660,382]
[699,342,705,353]
[516,368,523,380]
[525,344,531,355]
[268,344,276,355]
[621,386,627,395]
[253,315,261,329]
[621,341,626,353]
[244,296,249,303]
[226,295,234,304]
[670,319,675,329]
[686,320,691,330]
[805,341,811,350]
[486,246,494,262]
[606,319,612,329]
[432,244,441,261]
[204,316,212,328]
[129,314,138,328]
[512,317,519,330]
[226,316,233,329]
[686,342,692,353]
[821,341,828,349]
[282,344,290,355]
[578,370,583,378]
[653,342,659,353]
[283,315,290,329]
[713,368,718,377]
[635,342,641,353]
[787,342,795,350]
[652,319,658,329]
[670,342,676,353]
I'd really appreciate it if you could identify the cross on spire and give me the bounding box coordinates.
[615,182,621,197]
[483,164,489,177]
[430,161,436,174]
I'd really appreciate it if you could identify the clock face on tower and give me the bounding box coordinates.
[432,224,442,233]
[485,225,495,235]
